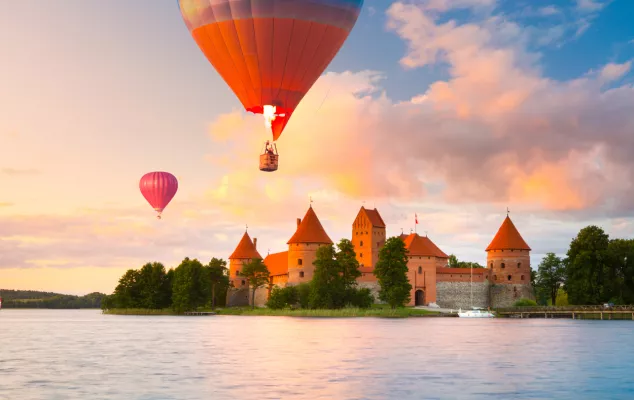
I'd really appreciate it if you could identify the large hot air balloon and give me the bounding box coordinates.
[177,0,364,171]
[139,172,179,219]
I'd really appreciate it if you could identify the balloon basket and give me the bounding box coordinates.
[259,142,279,172]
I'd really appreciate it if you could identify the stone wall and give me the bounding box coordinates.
[226,287,250,307]
[251,287,270,308]
[490,284,535,308]
[357,282,384,304]
[436,281,490,309]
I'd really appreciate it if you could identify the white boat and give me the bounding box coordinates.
[458,308,495,318]
[457,267,495,318]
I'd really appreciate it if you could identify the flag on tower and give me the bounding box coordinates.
[415,213,419,224]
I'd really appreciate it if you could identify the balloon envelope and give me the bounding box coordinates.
[178,0,364,140]
[139,172,178,217]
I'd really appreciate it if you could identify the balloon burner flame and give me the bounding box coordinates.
[263,105,285,135]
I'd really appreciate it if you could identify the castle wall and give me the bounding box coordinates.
[287,243,324,285]
[228,259,248,289]
[436,281,490,309]
[490,283,535,308]
[436,268,489,283]
[487,249,531,285]
[226,287,250,307]
[249,286,270,308]
[357,281,383,304]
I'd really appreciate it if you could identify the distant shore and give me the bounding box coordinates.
[102,307,447,318]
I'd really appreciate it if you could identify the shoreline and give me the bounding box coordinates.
[102,307,449,318]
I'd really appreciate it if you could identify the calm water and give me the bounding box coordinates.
[0,310,633,400]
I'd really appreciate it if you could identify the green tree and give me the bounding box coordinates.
[448,254,459,267]
[336,239,362,288]
[266,286,299,309]
[239,258,270,309]
[138,262,171,309]
[309,245,345,309]
[112,269,143,308]
[606,239,634,304]
[172,257,210,313]
[373,236,412,309]
[207,257,229,310]
[564,226,610,305]
[535,253,565,306]
[447,254,484,268]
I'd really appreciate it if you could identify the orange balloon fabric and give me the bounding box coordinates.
[178,0,364,140]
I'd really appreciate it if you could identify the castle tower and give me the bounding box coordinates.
[352,207,386,271]
[287,205,333,285]
[401,233,448,306]
[228,231,262,289]
[486,214,534,306]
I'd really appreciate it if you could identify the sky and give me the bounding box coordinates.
[1,0,633,295]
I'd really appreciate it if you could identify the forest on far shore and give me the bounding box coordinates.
[0,290,105,309]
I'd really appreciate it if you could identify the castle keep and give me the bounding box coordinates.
[227,206,535,308]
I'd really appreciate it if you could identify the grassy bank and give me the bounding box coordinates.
[103,306,443,318]
[103,308,176,315]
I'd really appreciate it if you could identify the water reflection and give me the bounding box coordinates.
[1,310,633,399]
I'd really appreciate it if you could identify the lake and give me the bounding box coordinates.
[0,310,633,399]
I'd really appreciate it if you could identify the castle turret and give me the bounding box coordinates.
[287,206,333,285]
[228,231,262,289]
[352,207,386,272]
[486,214,534,306]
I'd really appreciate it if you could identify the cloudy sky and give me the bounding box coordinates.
[1,0,633,295]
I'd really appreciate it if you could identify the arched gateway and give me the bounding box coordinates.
[415,290,425,306]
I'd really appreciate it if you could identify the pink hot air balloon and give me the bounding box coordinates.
[139,172,178,219]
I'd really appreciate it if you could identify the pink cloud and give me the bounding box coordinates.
[203,1,634,221]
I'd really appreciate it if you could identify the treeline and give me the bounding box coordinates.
[533,225,634,306]
[447,255,484,269]
[102,258,230,313]
[267,237,413,310]
[1,291,105,309]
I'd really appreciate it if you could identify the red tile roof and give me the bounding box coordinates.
[485,216,531,251]
[360,207,386,228]
[401,233,448,258]
[228,232,262,260]
[287,206,333,244]
[264,251,288,276]
[437,267,487,274]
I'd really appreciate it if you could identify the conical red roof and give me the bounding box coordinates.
[287,206,333,244]
[486,216,531,251]
[229,231,262,260]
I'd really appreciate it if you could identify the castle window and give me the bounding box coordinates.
[494,275,497,280]
[360,241,364,247]
[517,263,521,268]
[521,275,525,280]
[501,263,506,269]
[298,258,303,266]
[299,271,304,278]
[507,275,512,281]
[241,280,246,285]
[418,266,422,274]
[490,262,493,268]
[360,253,363,258]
